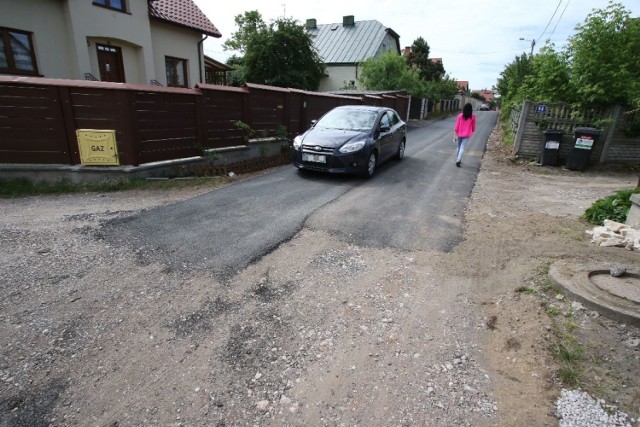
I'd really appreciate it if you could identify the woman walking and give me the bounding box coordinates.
[453,103,476,167]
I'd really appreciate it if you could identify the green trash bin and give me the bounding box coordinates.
[565,127,602,171]
[540,129,564,166]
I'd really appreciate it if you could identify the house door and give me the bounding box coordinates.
[97,44,125,82]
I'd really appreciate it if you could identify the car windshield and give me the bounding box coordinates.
[315,109,378,131]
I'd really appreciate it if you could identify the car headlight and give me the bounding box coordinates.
[339,140,365,154]
[293,136,303,150]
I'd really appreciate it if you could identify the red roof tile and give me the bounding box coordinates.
[148,0,221,38]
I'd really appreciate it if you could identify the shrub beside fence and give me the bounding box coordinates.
[0,77,410,167]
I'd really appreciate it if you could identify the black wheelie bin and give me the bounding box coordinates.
[565,127,602,171]
[540,129,564,166]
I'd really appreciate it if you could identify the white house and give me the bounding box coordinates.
[306,15,401,92]
[0,0,221,87]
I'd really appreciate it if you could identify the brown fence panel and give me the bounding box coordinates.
[134,90,200,164]
[304,94,336,124]
[246,84,287,137]
[394,95,410,121]
[380,95,397,110]
[286,91,304,138]
[363,95,383,106]
[0,77,435,169]
[0,83,72,164]
[409,97,425,119]
[69,88,136,164]
[303,92,361,127]
[200,84,248,149]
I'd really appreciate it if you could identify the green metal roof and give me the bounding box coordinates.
[308,20,400,64]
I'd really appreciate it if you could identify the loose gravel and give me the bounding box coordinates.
[2,125,639,425]
[557,389,634,427]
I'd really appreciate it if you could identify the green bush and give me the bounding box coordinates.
[583,188,640,225]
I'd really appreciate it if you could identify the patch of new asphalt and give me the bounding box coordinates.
[102,168,356,279]
[549,261,640,327]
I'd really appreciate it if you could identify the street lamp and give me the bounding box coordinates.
[519,37,536,55]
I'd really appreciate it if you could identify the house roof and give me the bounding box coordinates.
[204,55,232,72]
[473,89,495,102]
[148,0,221,38]
[307,20,400,64]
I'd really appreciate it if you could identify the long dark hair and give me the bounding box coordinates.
[462,103,473,120]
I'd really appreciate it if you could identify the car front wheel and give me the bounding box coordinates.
[362,152,377,178]
[395,140,405,160]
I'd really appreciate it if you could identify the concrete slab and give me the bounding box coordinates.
[549,261,640,327]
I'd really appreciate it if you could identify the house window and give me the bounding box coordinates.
[93,0,126,12]
[0,27,38,75]
[165,57,188,88]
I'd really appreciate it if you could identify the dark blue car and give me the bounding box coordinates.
[292,105,406,178]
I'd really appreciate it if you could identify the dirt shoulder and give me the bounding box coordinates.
[460,126,640,425]
[1,123,639,426]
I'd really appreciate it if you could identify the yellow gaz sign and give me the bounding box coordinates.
[76,129,120,165]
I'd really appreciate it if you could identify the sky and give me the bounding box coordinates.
[193,0,639,92]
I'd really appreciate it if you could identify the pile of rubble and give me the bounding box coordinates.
[587,219,640,251]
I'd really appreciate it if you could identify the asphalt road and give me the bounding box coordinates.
[104,111,498,278]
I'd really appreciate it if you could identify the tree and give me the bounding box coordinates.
[225,55,246,87]
[407,37,445,81]
[359,50,457,100]
[519,44,573,104]
[223,11,267,54]
[243,18,325,90]
[422,77,459,100]
[567,2,640,107]
[359,50,421,95]
[495,53,533,108]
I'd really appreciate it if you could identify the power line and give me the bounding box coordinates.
[537,0,564,42]
[431,48,525,56]
[549,0,571,37]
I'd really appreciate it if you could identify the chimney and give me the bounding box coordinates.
[343,15,354,26]
[306,19,317,30]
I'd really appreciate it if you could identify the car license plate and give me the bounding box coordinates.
[303,153,326,163]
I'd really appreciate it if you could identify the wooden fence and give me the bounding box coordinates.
[0,77,410,166]
[511,100,640,164]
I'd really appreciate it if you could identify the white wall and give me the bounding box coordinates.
[1,0,75,78]
[65,0,155,82]
[149,21,204,87]
[318,64,358,92]
[318,34,400,92]
[375,33,400,57]
[0,0,206,85]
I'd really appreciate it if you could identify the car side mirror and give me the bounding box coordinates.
[379,125,391,133]
[310,119,318,128]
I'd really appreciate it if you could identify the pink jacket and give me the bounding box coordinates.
[454,113,476,138]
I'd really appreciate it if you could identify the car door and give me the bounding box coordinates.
[387,110,404,150]
[377,111,395,161]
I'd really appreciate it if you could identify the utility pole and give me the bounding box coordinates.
[519,37,536,55]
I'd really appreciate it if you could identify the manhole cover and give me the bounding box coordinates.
[589,272,640,304]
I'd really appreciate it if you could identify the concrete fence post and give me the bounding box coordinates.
[599,104,622,164]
